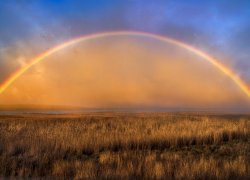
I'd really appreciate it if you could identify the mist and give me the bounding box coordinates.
[0,35,249,111]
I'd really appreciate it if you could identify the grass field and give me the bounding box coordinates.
[0,113,249,179]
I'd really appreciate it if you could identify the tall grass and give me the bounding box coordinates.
[0,113,249,178]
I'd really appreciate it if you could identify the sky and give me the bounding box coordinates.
[0,0,249,111]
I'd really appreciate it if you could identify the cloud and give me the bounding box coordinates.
[0,35,248,111]
[0,0,249,110]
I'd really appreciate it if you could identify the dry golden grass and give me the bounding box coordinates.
[0,113,249,179]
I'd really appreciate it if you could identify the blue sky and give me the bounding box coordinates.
[0,0,250,83]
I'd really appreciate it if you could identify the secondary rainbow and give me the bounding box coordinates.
[0,31,249,97]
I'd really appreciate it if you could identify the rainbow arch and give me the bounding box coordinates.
[0,31,249,97]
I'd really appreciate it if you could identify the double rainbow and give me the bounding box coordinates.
[0,31,249,97]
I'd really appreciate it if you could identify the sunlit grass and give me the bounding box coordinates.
[0,113,249,178]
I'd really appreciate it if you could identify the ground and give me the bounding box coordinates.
[0,113,249,179]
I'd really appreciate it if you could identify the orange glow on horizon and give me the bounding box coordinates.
[0,31,249,98]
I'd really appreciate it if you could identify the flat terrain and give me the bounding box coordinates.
[0,113,249,179]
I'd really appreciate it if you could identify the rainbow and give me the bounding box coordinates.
[0,31,249,97]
